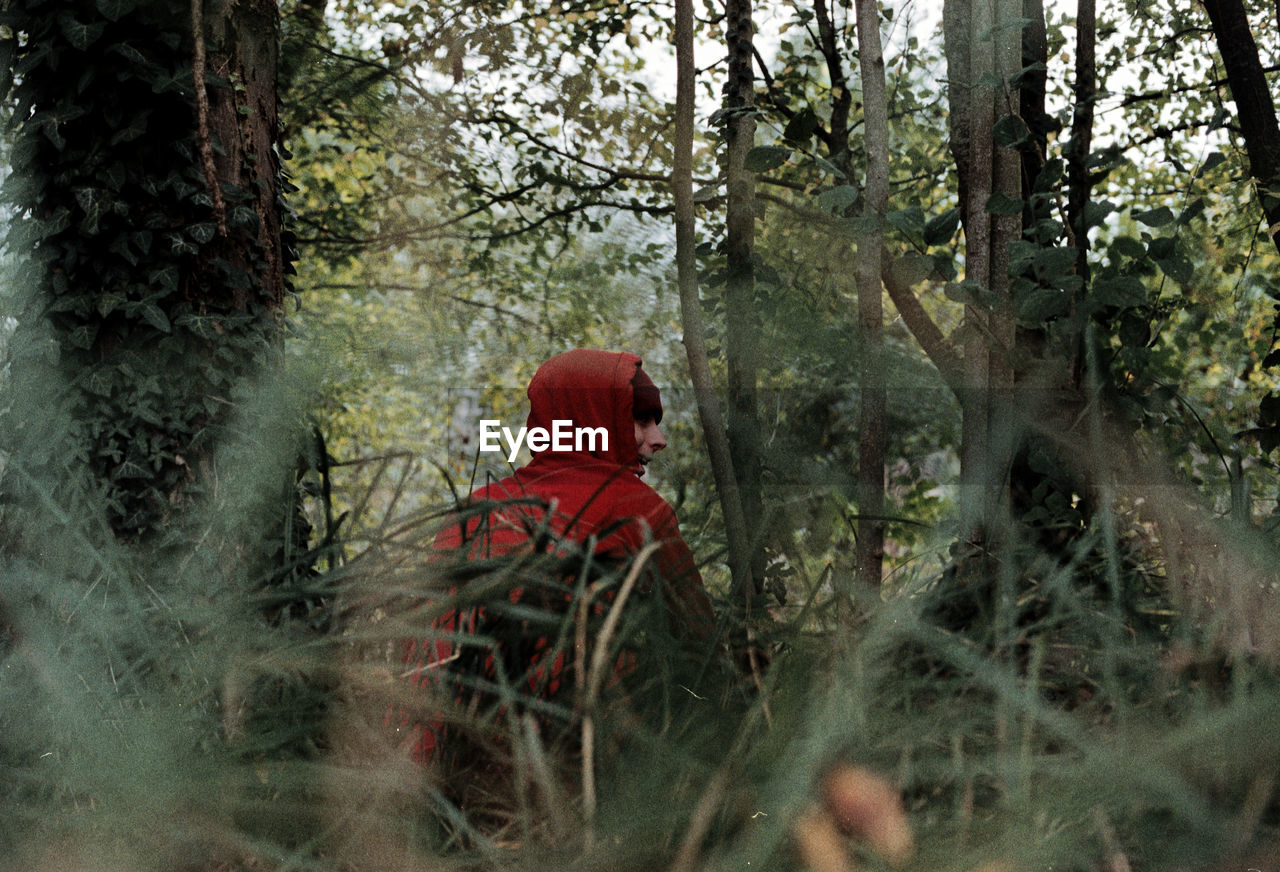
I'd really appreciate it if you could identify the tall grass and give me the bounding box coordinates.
[2,367,1279,872]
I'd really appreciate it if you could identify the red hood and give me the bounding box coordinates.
[524,349,643,472]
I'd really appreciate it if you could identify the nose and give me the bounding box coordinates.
[646,422,666,453]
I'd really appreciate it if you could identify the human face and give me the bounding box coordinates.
[633,416,667,478]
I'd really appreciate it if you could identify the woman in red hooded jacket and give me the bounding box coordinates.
[402,349,716,763]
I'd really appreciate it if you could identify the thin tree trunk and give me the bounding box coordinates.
[854,0,888,589]
[723,0,765,597]
[1066,0,1097,278]
[944,0,1021,528]
[1203,0,1280,257]
[674,0,756,602]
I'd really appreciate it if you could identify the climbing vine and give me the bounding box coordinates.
[0,0,293,540]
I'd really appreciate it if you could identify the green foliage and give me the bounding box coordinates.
[0,0,290,539]
[5,0,1280,870]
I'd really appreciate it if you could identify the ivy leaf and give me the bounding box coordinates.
[58,12,106,51]
[95,0,139,21]
[84,367,115,397]
[1118,312,1150,348]
[112,459,151,481]
[108,41,148,65]
[139,303,171,332]
[924,207,961,246]
[109,111,150,145]
[986,192,1024,215]
[1133,206,1175,227]
[743,146,791,173]
[1009,62,1047,89]
[230,205,259,231]
[188,222,217,244]
[68,323,100,350]
[149,265,179,293]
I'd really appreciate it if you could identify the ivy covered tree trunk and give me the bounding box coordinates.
[1,0,289,542]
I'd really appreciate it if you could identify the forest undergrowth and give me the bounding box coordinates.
[2,384,1279,872]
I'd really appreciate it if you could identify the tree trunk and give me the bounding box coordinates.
[1204,0,1280,255]
[722,0,765,599]
[1066,0,1097,279]
[0,0,287,542]
[674,0,756,602]
[944,0,1022,529]
[1202,0,1280,451]
[854,0,888,590]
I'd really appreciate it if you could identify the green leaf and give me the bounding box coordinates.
[1118,312,1150,348]
[1082,200,1115,229]
[810,156,847,179]
[1092,275,1146,308]
[691,184,719,203]
[189,222,217,244]
[58,12,106,51]
[924,207,961,246]
[944,279,999,310]
[743,145,792,173]
[1262,393,1280,424]
[783,108,819,144]
[886,206,925,236]
[95,0,138,20]
[1009,62,1047,89]
[1155,252,1193,284]
[68,323,99,350]
[1179,198,1206,225]
[1032,246,1077,281]
[109,111,150,145]
[986,192,1024,215]
[1197,151,1227,176]
[139,303,171,332]
[816,185,859,215]
[993,114,1030,148]
[1133,206,1175,227]
[149,265,179,292]
[889,253,936,287]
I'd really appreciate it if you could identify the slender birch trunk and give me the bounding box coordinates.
[854,0,889,589]
[673,0,756,602]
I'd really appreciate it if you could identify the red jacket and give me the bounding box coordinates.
[403,349,714,760]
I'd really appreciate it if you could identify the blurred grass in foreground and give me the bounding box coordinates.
[2,374,1279,872]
